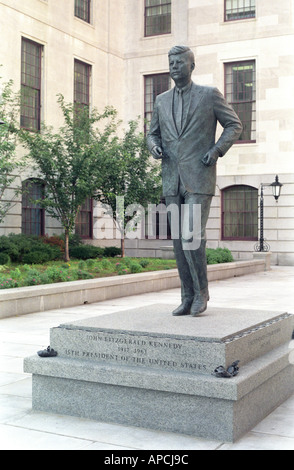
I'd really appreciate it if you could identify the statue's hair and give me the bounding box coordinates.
[168,45,195,62]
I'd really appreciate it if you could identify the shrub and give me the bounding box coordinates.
[22,251,50,264]
[24,272,42,286]
[0,277,19,289]
[86,258,95,268]
[122,257,132,267]
[115,262,129,275]
[45,266,65,282]
[78,260,87,270]
[77,269,94,280]
[139,258,149,268]
[130,262,143,273]
[103,246,121,257]
[118,268,129,275]
[9,268,22,280]
[41,235,65,252]
[101,258,112,270]
[23,268,42,286]
[37,244,61,261]
[0,234,61,263]
[206,247,234,265]
[69,245,104,259]
[0,252,10,265]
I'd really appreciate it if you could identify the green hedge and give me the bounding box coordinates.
[0,234,233,266]
[0,234,61,264]
[206,247,234,264]
[0,233,122,264]
[69,245,104,260]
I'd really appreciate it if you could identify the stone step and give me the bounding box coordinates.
[49,305,294,376]
[24,304,294,442]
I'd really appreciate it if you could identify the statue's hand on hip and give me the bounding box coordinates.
[202,148,220,167]
[151,146,165,159]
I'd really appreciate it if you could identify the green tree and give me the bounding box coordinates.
[20,94,117,261]
[95,120,162,257]
[0,78,23,223]
[20,95,162,261]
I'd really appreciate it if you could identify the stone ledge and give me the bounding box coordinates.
[23,301,294,442]
[23,343,292,402]
[0,259,265,319]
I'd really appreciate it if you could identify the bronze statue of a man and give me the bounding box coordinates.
[147,46,242,316]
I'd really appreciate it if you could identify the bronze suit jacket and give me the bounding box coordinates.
[147,83,243,196]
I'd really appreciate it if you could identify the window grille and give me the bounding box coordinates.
[75,0,91,23]
[21,38,42,131]
[222,185,258,240]
[75,198,93,239]
[22,180,45,236]
[145,0,171,37]
[144,73,171,133]
[225,0,255,21]
[225,61,256,142]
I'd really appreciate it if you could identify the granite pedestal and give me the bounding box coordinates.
[24,305,294,442]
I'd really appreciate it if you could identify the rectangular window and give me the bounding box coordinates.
[75,198,93,239]
[222,185,258,240]
[145,0,171,37]
[74,59,91,127]
[21,38,42,131]
[144,73,171,133]
[225,61,256,143]
[74,60,91,107]
[75,0,91,23]
[22,180,45,236]
[225,0,255,21]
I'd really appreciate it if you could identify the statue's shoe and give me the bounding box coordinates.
[172,300,193,316]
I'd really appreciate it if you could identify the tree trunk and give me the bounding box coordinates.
[121,237,125,258]
[64,229,70,262]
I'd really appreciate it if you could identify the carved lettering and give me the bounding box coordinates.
[249,327,281,347]
[86,334,182,350]
[64,332,208,372]
[64,345,210,372]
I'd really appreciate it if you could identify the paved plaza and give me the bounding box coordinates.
[0,266,294,450]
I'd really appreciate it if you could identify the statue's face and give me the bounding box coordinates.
[169,52,195,84]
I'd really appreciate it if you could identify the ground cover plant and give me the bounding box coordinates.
[0,233,234,290]
[0,257,178,289]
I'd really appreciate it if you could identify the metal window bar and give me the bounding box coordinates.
[225,0,255,21]
[144,73,170,133]
[225,61,256,142]
[21,38,42,131]
[74,60,90,106]
[75,0,91,23]
[22,181,44,236]
[222,186,258,240]
[145,0,171,37]
[75,198,93,238]
[74,60,91,129]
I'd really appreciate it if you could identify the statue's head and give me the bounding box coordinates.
[168,45,195,62]
[168,46,195,86]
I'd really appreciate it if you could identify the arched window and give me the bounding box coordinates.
[22,179,45,236]
[221,185,258,240]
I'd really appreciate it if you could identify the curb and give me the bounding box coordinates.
[0,259,265,319]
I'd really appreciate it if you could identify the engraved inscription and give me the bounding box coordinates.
[248,327,281,350]
[62,332,210,372]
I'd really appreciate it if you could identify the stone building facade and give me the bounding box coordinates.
[0,0,293,264]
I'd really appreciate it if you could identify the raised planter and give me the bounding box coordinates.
[0,259,266,319]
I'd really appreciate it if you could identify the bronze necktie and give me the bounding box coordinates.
[175,88,183,134]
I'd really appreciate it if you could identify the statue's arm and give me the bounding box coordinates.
[212,87,243,157]
[147,99,164,159]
